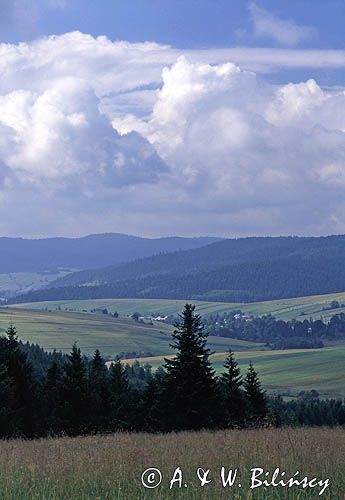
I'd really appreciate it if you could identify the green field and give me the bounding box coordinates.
[123,347,345,399]
[2,306,344,398]
[8,292,345,397]
[0,307,262,357]
[14,290,345,321]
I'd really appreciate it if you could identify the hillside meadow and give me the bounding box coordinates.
[0,427,343,499]
[13,290,345,321]
[122,346,345,399]
[4,293,345,397]
[0,307,261,357]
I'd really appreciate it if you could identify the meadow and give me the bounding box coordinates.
[0,307,261,357]
[0,427,343,499]
[125,346,345,399]
[6,292,345,397]
[14,290,345,321]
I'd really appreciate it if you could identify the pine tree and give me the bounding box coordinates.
[220,350,246,427]
[161,304,219,431]
[89,349,110,430]
[109,358,132,430]
[141,368,165,432]
[1,324,37,436]
[243,362,267,423]
[62,343,88,435]
[45,361,64,433]
[0,364,14,437]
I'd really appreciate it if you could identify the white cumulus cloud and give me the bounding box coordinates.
[249,3,317,47]
[0,32,345,237]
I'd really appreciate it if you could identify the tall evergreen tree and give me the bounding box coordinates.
[161,304,219,431]
[62,343,88,434]
[89,349,110,430]
[0,364,14,437]
[243,362,267,422]
[220,350,246,427]
[109,358,132,430]
[141,367,165,432]
[0,324,37,436]
[44,361,64,433]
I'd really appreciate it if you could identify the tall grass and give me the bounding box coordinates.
[0,427,343,499]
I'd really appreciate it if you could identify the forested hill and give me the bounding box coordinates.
[11,235,345,304]
[0,233,220,273]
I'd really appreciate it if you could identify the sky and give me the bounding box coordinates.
[1,0,345,238]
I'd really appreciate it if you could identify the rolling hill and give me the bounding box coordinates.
[122,347,345,398]
[4,301,345,397]
[8,292,345,397]
[0,307,261,357]
[0,233,219,274]
[14,291,345,321]
[12,234,345,303]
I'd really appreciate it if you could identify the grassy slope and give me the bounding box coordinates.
[0,428,342,499]
[14,290,345,320]
[0,308,261,357]
[122,347,345,398]
[0,270,70,297]
[3,302,344,396]
[9,292,345,397]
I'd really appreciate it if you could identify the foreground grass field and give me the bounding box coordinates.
[14,290,345,321]
[0,428,343,499]
[0,307,262,356]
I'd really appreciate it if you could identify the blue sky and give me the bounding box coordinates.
[0,1,345,237]
[4,0,345,50]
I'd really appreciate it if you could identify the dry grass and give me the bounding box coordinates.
[0,428,344,499]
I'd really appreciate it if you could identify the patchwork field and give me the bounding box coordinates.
[0,307,262,357]
[13,290,345,321]
[0,427,342,499]
[7,292,345,397]
[123,346,345,399]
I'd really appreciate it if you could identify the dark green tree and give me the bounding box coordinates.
[62,343,88,434]
[243,362,267,422]
[219,350,246,427]
[141,367,165,432]
[0,324,37,436]
[109,358,132,430]
[44,361,64,433]
[88,349,110,430]
[0,364,14,437]
[160,304,219,431]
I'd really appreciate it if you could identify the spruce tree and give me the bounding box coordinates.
[45,361,64,433]
[141,368,165,432]
[0,364,14,437]
[161,304,219,431]
[1,324,37,436]
[89,349,110,430]
[62,343,88,434]
[109,358,132,430]
[220,350,246,427]
[243,362,267,423]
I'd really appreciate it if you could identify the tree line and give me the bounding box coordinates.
[0,304,345,438]
[202,311,345,348]
[12,235,345,305]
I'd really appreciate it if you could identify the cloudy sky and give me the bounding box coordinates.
[1,0,345,238]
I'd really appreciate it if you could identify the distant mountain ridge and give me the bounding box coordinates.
[12,234,345,304]
[0,233,221,273]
